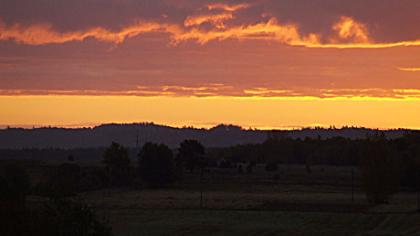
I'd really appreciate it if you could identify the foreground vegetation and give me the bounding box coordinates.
[1,131,420,235]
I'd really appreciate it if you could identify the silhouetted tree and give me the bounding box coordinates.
[103,142,131,186]
[176,140,205,173]
[395,134,420,189]
[361,134,400,204]
[138,143,175,187]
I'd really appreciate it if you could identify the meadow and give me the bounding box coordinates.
[77,165,420,236]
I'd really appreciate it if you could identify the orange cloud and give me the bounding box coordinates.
[0,20,166,45]
[184,12,234,29]
[1,15,420,49]
[332,16,370,43]
[206,3,251,12]
[173,17,320,45]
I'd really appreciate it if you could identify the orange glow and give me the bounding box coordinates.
[1,96,420,130]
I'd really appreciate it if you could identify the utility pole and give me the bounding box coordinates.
[351,168,354,203]
[417,171,420,213]
[136,129,139,149]
[200,167,204,209]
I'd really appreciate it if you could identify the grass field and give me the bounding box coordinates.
[98,208,420,236]
[82,183,420,236]
[15,161,420,235]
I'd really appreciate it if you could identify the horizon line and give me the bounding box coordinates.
[1,122,418,132]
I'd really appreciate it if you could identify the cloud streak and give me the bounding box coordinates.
[399,67,420,72]
[1,12,420,49]
[0,20,167,45]
[184,12,234,29]
[2,87,420,100]
[206,3,251,12]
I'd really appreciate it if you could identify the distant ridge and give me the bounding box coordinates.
[0,123,414,149]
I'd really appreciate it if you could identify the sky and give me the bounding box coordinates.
[0,0,420,129]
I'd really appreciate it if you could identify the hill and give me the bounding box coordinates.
[0,123,412,149]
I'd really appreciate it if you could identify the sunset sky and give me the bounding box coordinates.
[1,0,420,129]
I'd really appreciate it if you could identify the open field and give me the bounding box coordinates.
[97,208,420,236]
[10,160,420,235]
[81,180,420,236]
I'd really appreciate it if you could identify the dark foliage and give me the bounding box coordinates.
[138,143,176,187]
[103,142,132,186]
[176,140,205,173]
[360,134,400,204]
[1,199,113,236]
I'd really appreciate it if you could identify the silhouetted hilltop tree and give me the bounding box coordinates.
[138,143,175,187]
[361,134,400,204]
[103,142,132,186]
[176,140,205,173]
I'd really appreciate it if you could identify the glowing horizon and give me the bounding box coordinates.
[2,95,420,130]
